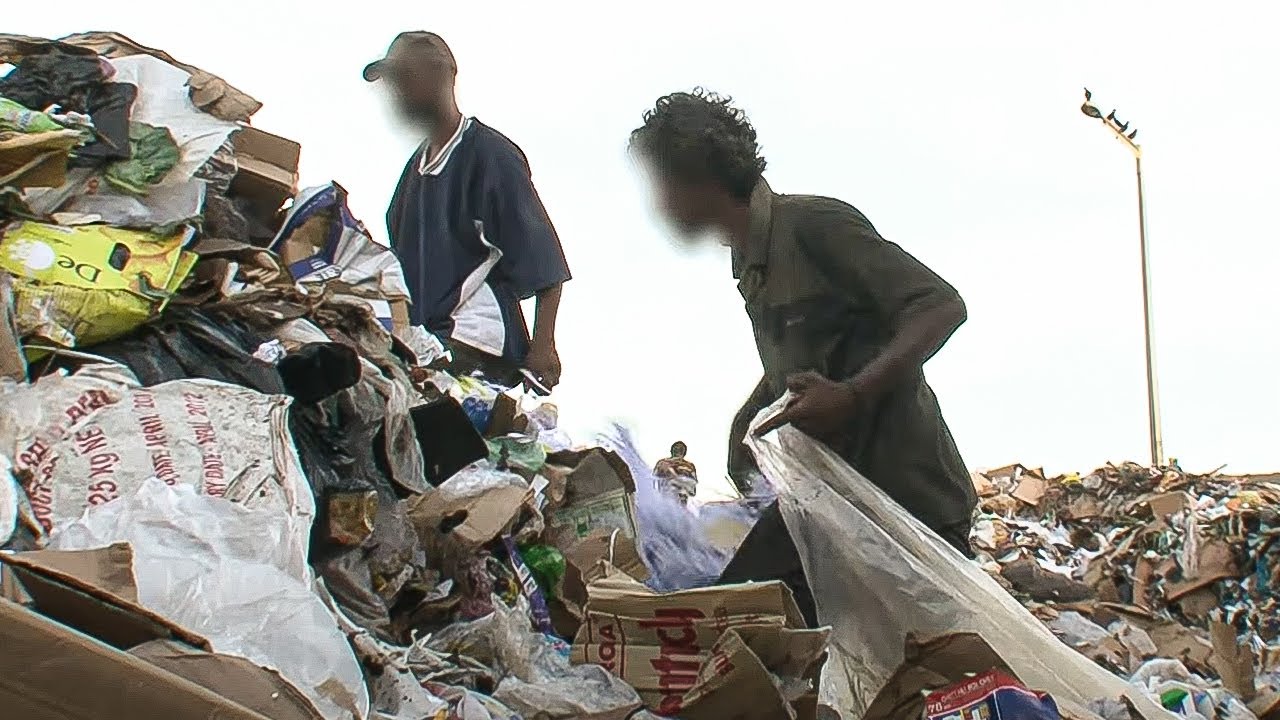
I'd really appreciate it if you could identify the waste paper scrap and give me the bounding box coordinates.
[0,28,1274,720]
[971,463,1280,720]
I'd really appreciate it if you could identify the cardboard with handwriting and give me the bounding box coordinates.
[677,623,829,720]
[572,571,812,717]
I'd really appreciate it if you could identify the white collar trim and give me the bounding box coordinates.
[418,116,473,176]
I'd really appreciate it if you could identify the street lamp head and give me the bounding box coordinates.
[1080,87,1141,154]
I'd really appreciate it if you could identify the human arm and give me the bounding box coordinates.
[757,205,965,436]
[479,141,572,386]
[728,375,775,492]
[526,282,564,388]
[823,208,967,396]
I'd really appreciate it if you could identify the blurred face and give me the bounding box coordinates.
[644,166,721,243]
[388,62,451,130]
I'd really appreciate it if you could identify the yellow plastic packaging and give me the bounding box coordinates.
[0,221,197,348]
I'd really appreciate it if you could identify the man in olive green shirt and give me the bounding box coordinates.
[630,90,977,608]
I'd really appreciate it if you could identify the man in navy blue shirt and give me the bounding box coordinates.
[364,32,571,389]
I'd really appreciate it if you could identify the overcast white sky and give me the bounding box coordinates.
[13,1,1280,494]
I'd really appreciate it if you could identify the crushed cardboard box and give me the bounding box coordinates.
[546,448,639,546]
[572,569,812,717]
[863,632,1106,720]
[0,221,197,348]
[0,543,324,720]
[230,125,300,226]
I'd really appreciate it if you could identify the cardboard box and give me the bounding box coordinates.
[677,624,829,720]
[551,488,637,541]
[546,448,640,544]
[0,599,278,720]
[0,129,84,189]
[863,633,1114,720]
[572,572,813,717]
[0,545,207,651]
[0,545,324,720]
[231,125,301,227]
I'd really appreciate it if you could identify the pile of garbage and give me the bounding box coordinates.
[972,463,1280,718]
[0,31,830,720]
[2,28,1274,720]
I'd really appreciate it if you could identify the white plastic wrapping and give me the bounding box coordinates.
[1,453,18,545]
[107,55,239,182]
[427,598,642,720]
[745,396,1173,720]
[52,478,370,720]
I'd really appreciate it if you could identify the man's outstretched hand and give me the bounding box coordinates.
[754,371,857,438]
[524,340,561,392]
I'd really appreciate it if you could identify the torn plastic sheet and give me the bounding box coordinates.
[744,395,1173,720]
[57,176,207,229]
[51,478,370,720]
[1,454,18,545]
[106,55,238,183]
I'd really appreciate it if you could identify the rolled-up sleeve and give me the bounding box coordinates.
[479,144,572,299]
[798,203,963,332]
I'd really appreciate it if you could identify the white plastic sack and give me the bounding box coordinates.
[107,55,239,182]
[1,453,17,545]
[0,366,312,571]
[52,478,370,720]
[745,396,1173,720]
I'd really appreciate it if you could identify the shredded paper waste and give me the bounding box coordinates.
[0,28,1275,720]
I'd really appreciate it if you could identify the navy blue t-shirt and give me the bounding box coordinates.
[387,118,571,364]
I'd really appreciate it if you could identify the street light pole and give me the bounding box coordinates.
[1080,89,1165,467]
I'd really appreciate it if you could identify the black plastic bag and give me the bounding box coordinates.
[0,47,106,113]
[278,342,362,404]
[83,306,285,393]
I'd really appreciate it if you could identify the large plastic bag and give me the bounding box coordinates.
[51,478,370,720]
[744,396,1173,720]
[0,367,311,566]
[1,454,17,545]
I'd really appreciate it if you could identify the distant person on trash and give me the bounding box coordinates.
[365,32,571,391]
[653,441,698,505]
[629,89,978,568]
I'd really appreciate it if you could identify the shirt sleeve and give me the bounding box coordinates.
[797,200,962,332]
[478,141,572,299]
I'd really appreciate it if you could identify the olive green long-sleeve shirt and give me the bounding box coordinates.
[728,179,977,532]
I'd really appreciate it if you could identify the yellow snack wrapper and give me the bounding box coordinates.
[0,221,197,349]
